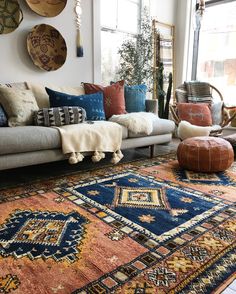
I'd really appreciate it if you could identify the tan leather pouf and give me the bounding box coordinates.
[177,136,234,172]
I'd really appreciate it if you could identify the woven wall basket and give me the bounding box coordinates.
[27,24,67,71]
[25,0,67,17]
[0,0,23,34]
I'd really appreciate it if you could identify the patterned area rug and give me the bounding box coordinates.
[0,154,235,293]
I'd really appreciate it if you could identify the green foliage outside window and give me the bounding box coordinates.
[116,7,153,91]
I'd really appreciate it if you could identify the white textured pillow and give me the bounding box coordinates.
[0,87,39,127]
[27,82,85,108]
[177,120,212,140]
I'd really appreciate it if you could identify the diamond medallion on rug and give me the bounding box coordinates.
[0,210,87,263]
[0,154,235,293]
[70,172,225,239]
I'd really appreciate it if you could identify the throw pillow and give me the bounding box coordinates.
[175,88,188,103]
[177,103,212,126]
[125,84,147,113]
[0,82,28,91]
[27,82,85,108]
[0,105,7,127]
[46,87,105,121]
[211,101,223,125]
[0,87,39,126]
[185,81,213,103]
[34,106,86,127]
[83,80,126,118]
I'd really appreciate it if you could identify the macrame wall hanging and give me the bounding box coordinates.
[75,0,83,57]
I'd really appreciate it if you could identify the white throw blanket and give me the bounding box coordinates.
[56,121,123,164]
[109,112,158,135]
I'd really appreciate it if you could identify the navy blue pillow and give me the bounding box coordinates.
[125,84,147,113]
[46,88,105,121]
[0,105,7,126]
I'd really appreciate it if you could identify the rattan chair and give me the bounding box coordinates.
[170,82,236,136]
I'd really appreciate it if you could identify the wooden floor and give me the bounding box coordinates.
[0,139,180,189]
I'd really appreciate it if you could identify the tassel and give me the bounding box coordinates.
[117,150,124,160]
[92,151,103,162]
[76,29,83,57]
[111,150,123,164]
[69,152,78,164]
[68,152,84,164]
[76,152,84,162]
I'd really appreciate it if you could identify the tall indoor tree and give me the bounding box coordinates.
[117,7,153,90]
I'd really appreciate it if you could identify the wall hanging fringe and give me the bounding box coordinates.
[75,0,83,57]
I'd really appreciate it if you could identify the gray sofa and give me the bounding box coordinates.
[0,83,175,171]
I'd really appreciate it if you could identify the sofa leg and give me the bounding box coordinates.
[150,145,155,158]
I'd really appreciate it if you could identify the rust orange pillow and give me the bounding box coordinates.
[177,103,212,126]
[84,80,126,118]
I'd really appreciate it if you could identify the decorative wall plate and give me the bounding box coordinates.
[25,0,67,17]
[27,24,67,71]
[0,0,23,34]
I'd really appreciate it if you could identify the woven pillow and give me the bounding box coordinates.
[34,107,86,127]
[177,103,212,126]
[0,87,39,126]
[83,80,126,118]
[185,81,213,103]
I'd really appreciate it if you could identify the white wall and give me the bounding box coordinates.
[150,0,177,25]
[0,0,94,85]
[0,0,189,87]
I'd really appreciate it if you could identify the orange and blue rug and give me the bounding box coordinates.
[0,154,235,293]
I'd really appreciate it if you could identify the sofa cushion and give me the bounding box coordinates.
[0,82,28,91]
[0,105,7,127]
[0,126,61,155]
[128,118,175,138]
[0,123,128,156]
[34,106,87,127]
[84,80,126,118]
[46,88,105,121]
[0,87,39,126]
[125,84,147,113]
[26,82,85,108]
[177,103,212,126]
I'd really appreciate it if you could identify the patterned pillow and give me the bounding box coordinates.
[83,80,126,118]
[34,107,86,127]
[185,81,213,103]
[0,105,7,127]
[177,103,212,126]
[46,88,105,121]
[125,84,147,113]
[0,87,39,126]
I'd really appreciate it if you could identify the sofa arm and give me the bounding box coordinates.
[145,99,158,115]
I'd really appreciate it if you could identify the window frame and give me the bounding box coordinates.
[100,0,142,37]
[191,0,236,79]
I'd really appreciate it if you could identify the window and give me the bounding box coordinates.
[194,0,236,105]
[100,0,142,84]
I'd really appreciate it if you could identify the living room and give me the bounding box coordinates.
[0,0,235,293]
